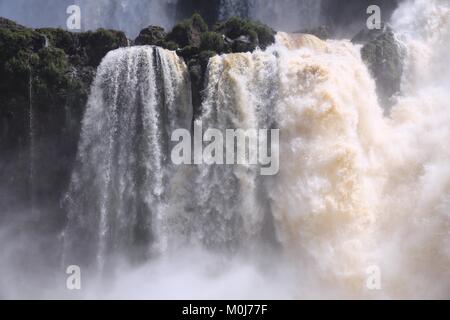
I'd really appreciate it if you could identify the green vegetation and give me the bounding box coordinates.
[134,26,166,47]
[166,13,208,48]
[0,18,128,205]
[214,17,275,52]
[140,14,276,114]
[200,31,224,52]
[353,25,405,108]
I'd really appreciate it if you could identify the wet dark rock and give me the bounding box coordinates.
[187,50,217,118]
[38,27,128,68]
[177,45,200,60]
[37,28,79,55]
[200,31,225,52]
[166,13,208,48]
[353,24,405,108]
[134,26,166,46]
[78,28,128,67]
[214,17,276,52]
[352,23,390,43]
[0,17,127,217]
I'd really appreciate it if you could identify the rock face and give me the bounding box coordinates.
[352,24,405,109]
[0,18,127,219]
[134,26,167,46]
[167,13,209,48]
[214,17,275,52]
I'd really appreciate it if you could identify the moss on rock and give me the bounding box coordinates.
[134,26,166,46]
[353,25,405,109]
[78,28,128,67]
[200,31,224,52]
[0,18,129,212]
[166,13,208,48]
[214,17,275,52]
[139,14,276,115]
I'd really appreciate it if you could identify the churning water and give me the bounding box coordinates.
[1,0,449,299]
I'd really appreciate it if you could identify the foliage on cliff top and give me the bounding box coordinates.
[214,17,275,52]
[135,13,276,56]
[134,26,166,47]
[166,13,208,48]
[353,24,405,109]
[0,17,130,155]
[38,27,128,67]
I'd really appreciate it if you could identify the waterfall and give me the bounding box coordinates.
[190,50,279,250]
[219,0,322,31]
[188,0,450,296]
[381,0,450,297]
[267,34,385,296]
[193,33,386,296]
[61,0,449,298]
[63,46,192,270]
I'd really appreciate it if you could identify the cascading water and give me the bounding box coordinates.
[60,0,449,299]
[189,51,280,250]
[62,46,192,271]
[197,0,450,298]
[193,33,386,297]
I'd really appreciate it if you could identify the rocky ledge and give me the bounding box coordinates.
[352,24,405,109]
